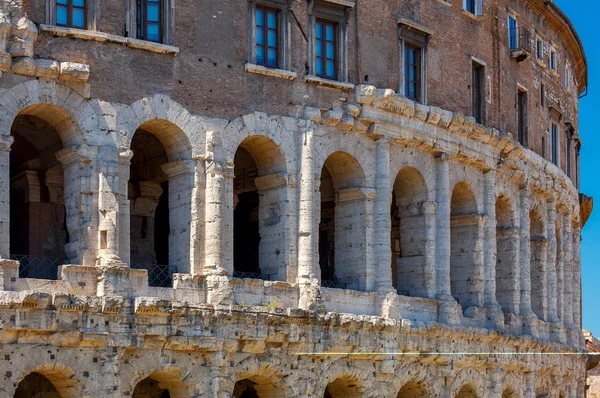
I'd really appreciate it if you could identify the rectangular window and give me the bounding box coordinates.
[137,0,162,43]
[256,7,279,68]
[542,136,546,159]
[576,144,580,189]
[550,48,557,71]
[56,0,86,29]
[517,89,528,147]
[404,44,421,101]
[315,20,337,80]
[508,16,518,50]
[551,122,559,165]
[536,37,543,60]
[541,84,545,107]
[566,131,572,178]
[465,0,476,14]
[472,62,484,124]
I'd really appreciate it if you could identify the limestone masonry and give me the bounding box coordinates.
[0,0,594,397]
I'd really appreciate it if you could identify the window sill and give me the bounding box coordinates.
[535,58,547,69]
[436,0,452,6]
[550,69,560,78]
[320,0,355,8]
[245,63,297,81]
[462,10,482,21]
[39,25,180,55]
[305,75,355,92]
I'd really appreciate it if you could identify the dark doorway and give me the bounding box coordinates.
[14,372,60,398]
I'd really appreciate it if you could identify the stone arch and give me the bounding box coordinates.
[126,117,193,278]
[396,381,428,397]
[232,135,289,281]
[529,205,547,320]
[502,387,519,398]
[323,375,363,398]
[13,367,83,398]
[231,358,291,398]
[450,181,483,309]
[392,166,431,298]
[319,151,368,290]
[448,367,486,398]
[455,383,479,398]
[130,371,191,398]
[315,360,373,398]
[495,194,520,318]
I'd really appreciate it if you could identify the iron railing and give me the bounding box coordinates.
[509,27,532,62]
[232,271,272,281]
[131,264,177,288]
[321,280,346,289]
[321,277,361,290]
[11,254,69,280]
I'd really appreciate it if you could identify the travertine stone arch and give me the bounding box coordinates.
[392,166,431,298]
[448,367,487,397]
[129,371,192,398]
[495,193,520,316]
[501,371,525,398]
[315,360,374,398]
[230,360,290,398]
[11,365,83,398]
[450,181,484,309]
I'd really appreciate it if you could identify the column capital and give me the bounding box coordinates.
[161,159,193,180]
[0,133,13,152]
[118,150,134,165]
[435,152,451,162]
[55,145,92,167]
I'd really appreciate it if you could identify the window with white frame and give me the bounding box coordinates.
[550,121,559,166]
[248,0,290,70]
[550,47,557,71]
[565,61,572,90]
[47,0,98,30]
[508,14,518,50]
[536,36,544,61]
[463,0,483,16]
[126,0,175,45]
[309,1,350,82]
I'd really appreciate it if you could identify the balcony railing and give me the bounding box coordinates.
[11,254,69,280]
[131,264,177,288]
[232,271,272,281]
[509,27,532,62]
[321,279,346,289]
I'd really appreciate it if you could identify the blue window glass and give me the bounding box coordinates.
[136,0,162,42]
[255,7,278,68]
[56,5,68,26]
[404,45,421,101]
[315,20,337,79]
[56,0,85,28]
[72,8,85,28]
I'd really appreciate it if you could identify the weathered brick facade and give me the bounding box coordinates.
[0,0,591,397]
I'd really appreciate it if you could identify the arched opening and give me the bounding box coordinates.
[127,119,192,286]
[391,167,429,297]
[132,372,189,398]
[233,377,284,398]
[502,388,518,398]
[10,111,69,279]
[495,195,519,318]
[323,376,362,398]
[455,384,478,398]
[397,381,427,397]
[233,135,288,281]
[319,152,366,290]
[530,209,546,320]
[14,372,60,397]
[450,182,482,309]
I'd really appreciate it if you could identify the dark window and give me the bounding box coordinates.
[256,7,278,68]
[56,0,86,29]
[315,20,337,80]
[566,130,572,178]
[551,122,559,165]
[518,90,528,147]
[576,144,580,189]
[541,84,545,106]
[542,136,546,159]
[465,0,476,14]
[508,16,518,50]
[536,39,543,60]
[472,62,484,124]
[137,0,162,43]
[404,44,421,101]
[550,50,557,70]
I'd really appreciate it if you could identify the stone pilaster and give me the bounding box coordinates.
[519,184,536,331]
[373,137,393,293]
[162,160,194,275]
[483,170,502,322]
[434,153,451,300]
[572,222,582,329]
[423,200,438,299]
[0,133,13,258]
[96,149,122,266]
[524,372,536,398]
[189,158,205,276]
[563,216,574,327]
[546,197,559,324]
[118,150,133,266]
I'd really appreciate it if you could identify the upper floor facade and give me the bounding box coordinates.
[4,0,587,189]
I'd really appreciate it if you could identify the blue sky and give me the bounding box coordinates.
[553,0,600,334]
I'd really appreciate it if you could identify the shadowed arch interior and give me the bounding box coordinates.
[502,388,518,398]
[323,376,362,398]
[10,111,69,279]
[450,182,483,309]
[495,195,519,318]
[530,208,547,320]
[233,135,288,280]
[233,376,285,398]
[392,166,429,298]
[135,119,192,162]
[14,369,82,398]
[132,372,190,398]
[397,381,428,397]
[456,384,478,398]
[319,152,367,290]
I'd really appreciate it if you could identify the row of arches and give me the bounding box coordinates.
[13,371,529,398]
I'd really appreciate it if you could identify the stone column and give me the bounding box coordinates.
[423,200,438,299]
[118,150,133,266]
[129,181,162,265]
[572,222,582,328]
[96,152,122,266]
[546,197,559,324]
[56,145,97,266]
[524,372,536,398]
[373,137,393,292]
[204,159,234,275]
[162,160,194,275]
[556,215,565,323]
[189,158,205,276]
[519,184,536,329]
[483,170,502,320]
[0,134,12,259]
[563,216,574,327]
[434,153,452,300]
[488,368,503,398]
[297,130,319,282]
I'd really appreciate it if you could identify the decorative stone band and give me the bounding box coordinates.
[254,172,288,192]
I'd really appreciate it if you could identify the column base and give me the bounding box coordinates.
[97,264,147,297]
[298,278,326,313]
[206,274,235,307]
[438,298,462,325]
[377,289,402,321]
